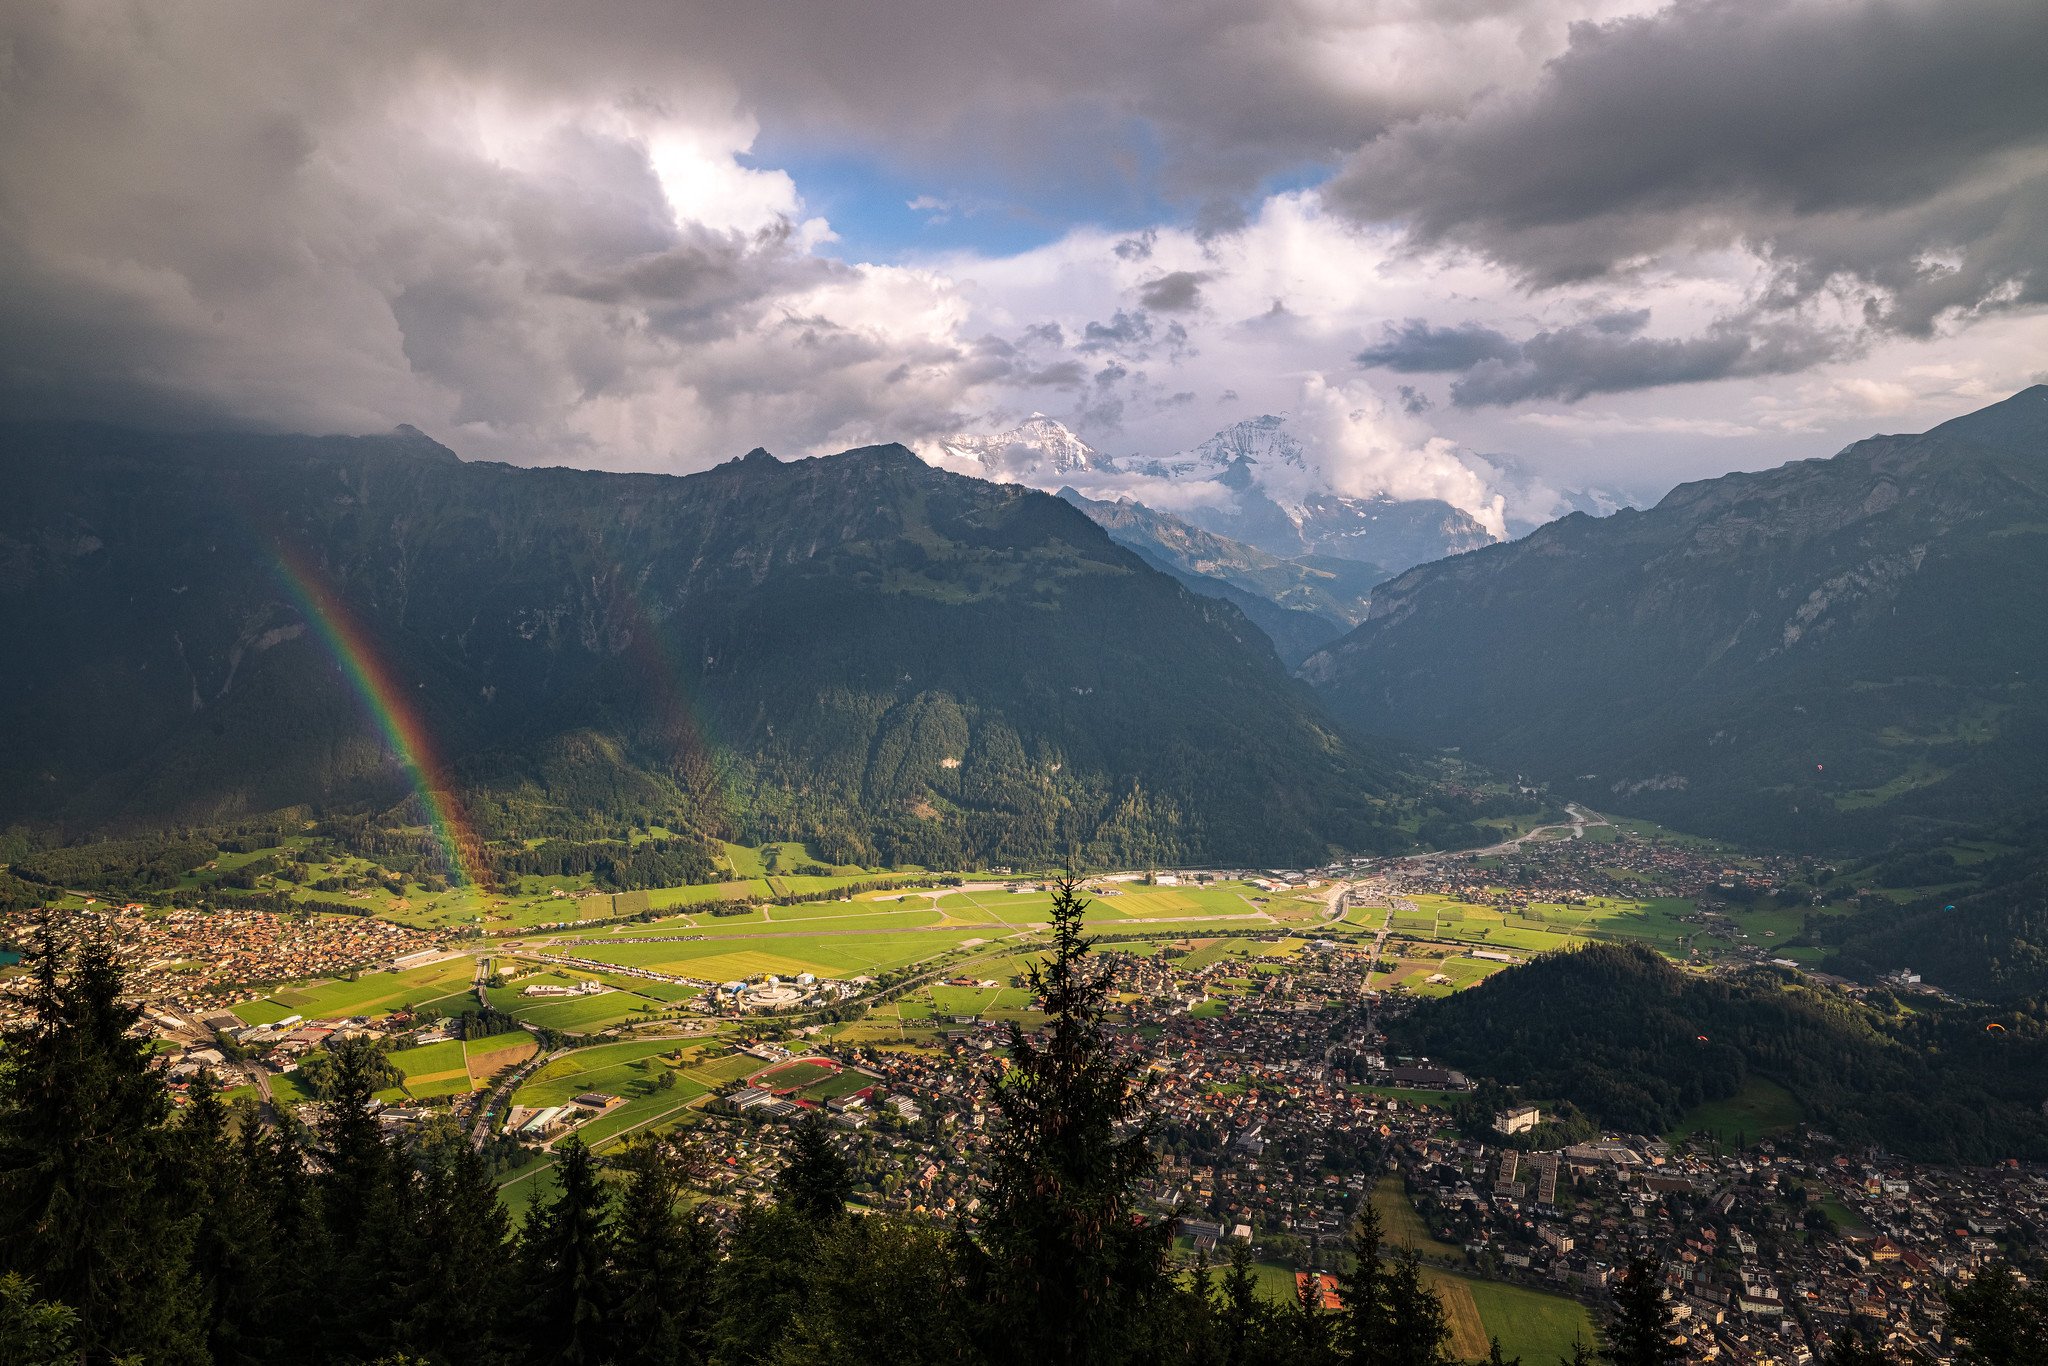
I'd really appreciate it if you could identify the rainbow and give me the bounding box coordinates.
[266,539,487,889]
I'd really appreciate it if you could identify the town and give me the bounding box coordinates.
[3,825,2027,1366]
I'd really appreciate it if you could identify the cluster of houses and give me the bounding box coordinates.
[0,904,442,1024]
[1404,833,1812,913]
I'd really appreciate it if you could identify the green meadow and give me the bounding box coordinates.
[1449,1274,1598,1364]
[1350,891,1710,962]
[1666,1076,1804,1145]
[514,1039,694,1108]
[233,957,476,1025]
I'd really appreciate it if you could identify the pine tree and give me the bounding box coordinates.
[522,1140,616,1366]
[0,928,207,1364]
[1484,1338,1523,1366]
[778,1121,851,1224]
[768,1218,970,1366]
[315,1036,404,1363]
[1607,1254,1682,1366]
[1289,1267,1337,1366]
[1336,1201,1395,1364]
[1946,1262,2048,1366]
[1821,1327,1894,1365]
[967,868,1176,1366]
[391,1116,518,1366]
[711,1197,815,1366]
[1218,1240,1280,1366]
[1384,1247,1452,1366]
[181,1080,288,1366]
[609,1136,714,1366]
[1165,1251,1226,1366]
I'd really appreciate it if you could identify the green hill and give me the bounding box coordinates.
[0,423,1409,869]
[1394,941,2048,1162]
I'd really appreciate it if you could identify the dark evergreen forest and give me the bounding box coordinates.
[1394,943,2048,1163]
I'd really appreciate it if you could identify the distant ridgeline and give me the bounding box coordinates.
[1394,943,2048,1163]
[1303,386,2048,854]
[0,423,1412,869]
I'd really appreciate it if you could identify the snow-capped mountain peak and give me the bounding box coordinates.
[929,410,1500,573]
[933,414,1108,480]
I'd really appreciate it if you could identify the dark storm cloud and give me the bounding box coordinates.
[4,0,2043,450]
[1354,319,1521,373]
[1358,309,1845,407]
[1326,0,2048,331]
[1136,271,1212,313]
[1446,316,1844,407]
[1078,311,1153,354]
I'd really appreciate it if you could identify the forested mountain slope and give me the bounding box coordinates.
[1303,388,2048,851]
[1396,943,2048,1163]
[0,424,1407,868]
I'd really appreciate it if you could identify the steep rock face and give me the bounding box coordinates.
[1302,387,2048,848]
[1056,488,1388,666]
[0,423,1403,866]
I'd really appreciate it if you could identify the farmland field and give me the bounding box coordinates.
[506,992,642,1033]
[233,958,476,1024]
[1459,1276,1598,1363]
[563,929,998,980]
[388,1039,466,1079]
[575,1085,707,1149]
[683,1052,765,1086]
[464,1034,538,1080]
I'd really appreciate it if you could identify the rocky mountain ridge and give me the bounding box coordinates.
[1055,489,1387,666]
[1301,386,2048,849]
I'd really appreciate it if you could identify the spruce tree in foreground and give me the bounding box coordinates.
[1334,1201,1452,1366]
[1336,1201,1393,1363]
[1606,1254,1682,1366]
[610,1135,714,1366]
[1945,1262,2048,1366]
[779,1120,852,1224]
[0,928,207,1364]
[1218,1238,1282,1365]
[1820,1327,1892,1365]
[967,868,1176,1366]
[521,1140,615,1366]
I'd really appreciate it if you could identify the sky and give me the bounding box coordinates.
[3,0,2046,529]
